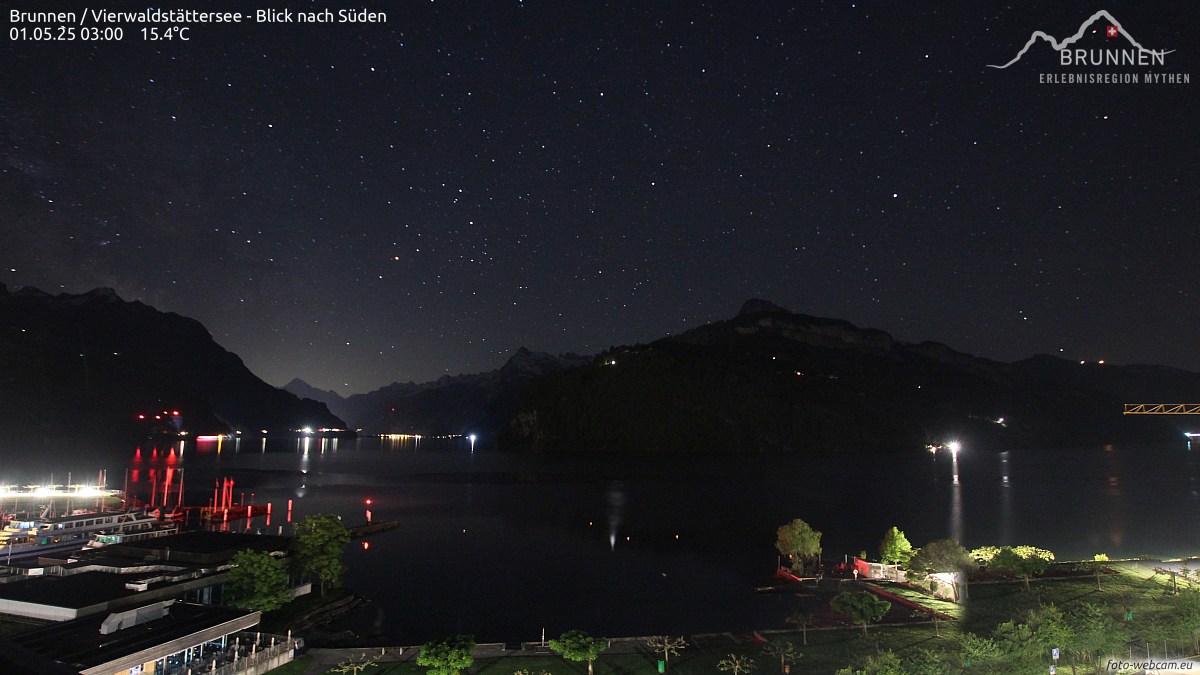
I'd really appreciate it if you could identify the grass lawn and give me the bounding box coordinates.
[963,562,1190,636]
[862,581,963,620]
[264,655,313,674]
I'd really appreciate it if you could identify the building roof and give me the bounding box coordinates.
[103,530,290,564]
[0,602,259,673]
[0,571,142,610]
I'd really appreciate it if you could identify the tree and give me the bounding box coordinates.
[1010,545,1054,562]
[549,629,607,675]
[989,618,1042,672]
[1064,603,1128,673]
[834,650,905,675]
[956,632,1003,672]
[878,526,914,566]
[831,591,891,637]
[718,653,756,674]
[761,639,800,673]
[1171,588,1200,653]
[989,547,1048,590]
[1093,553,1110,590]
[899,649,955,675]
[416,635,475,675]
[968,545,1003,565]
[1015,606,1073,670]
[646,635,687,671]
[227,549,291,612]
[291,513,351,596]
[329,653,381,674]
[786,610,815,645]
[907,539,975,575]
[775,518,822,573]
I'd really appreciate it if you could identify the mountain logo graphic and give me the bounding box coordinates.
[988,10,1172,69]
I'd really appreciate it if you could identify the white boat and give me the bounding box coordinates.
[0,510,162,561]
[86,521,181,548]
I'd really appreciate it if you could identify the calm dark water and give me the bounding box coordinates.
[4,435,1200,643]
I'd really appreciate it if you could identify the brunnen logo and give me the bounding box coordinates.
[988,9,1189,85]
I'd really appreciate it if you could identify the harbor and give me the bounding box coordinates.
[0,471,291,565]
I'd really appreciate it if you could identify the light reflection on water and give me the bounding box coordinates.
[3,437,1200,643]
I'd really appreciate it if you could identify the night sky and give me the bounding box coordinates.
[3,2,1197,393]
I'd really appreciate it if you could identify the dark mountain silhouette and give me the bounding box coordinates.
[284,348,590,437]
[0,284,344,442]
[502,299,1194,453]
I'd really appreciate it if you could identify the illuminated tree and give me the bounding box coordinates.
[907,539,974,575]
[878,526,914,566]
[291,513,350,596]
[718,653,756,674]
[646,635,687,671]
[989,547,1048,590]
[227,549,291,612]
[416,635,475,675]
[1093,553,1110,590]
[831,591,890,637]
[775,518,822,573]
[548,629,607,675]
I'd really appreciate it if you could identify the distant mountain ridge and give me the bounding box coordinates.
[0,284,344,442]
[5,284,1191,454]
[502,299,1193,452]
[285,348,590,436]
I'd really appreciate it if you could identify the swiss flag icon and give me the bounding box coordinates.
[1106,25,1119,38]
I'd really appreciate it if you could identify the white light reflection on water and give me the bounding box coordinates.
[607,481,626,551]
[949,470,963,545]
[999,451,1012,547]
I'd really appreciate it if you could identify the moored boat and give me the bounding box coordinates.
[0,510,162,561]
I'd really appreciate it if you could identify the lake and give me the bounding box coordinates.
[4,435,1199,644]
